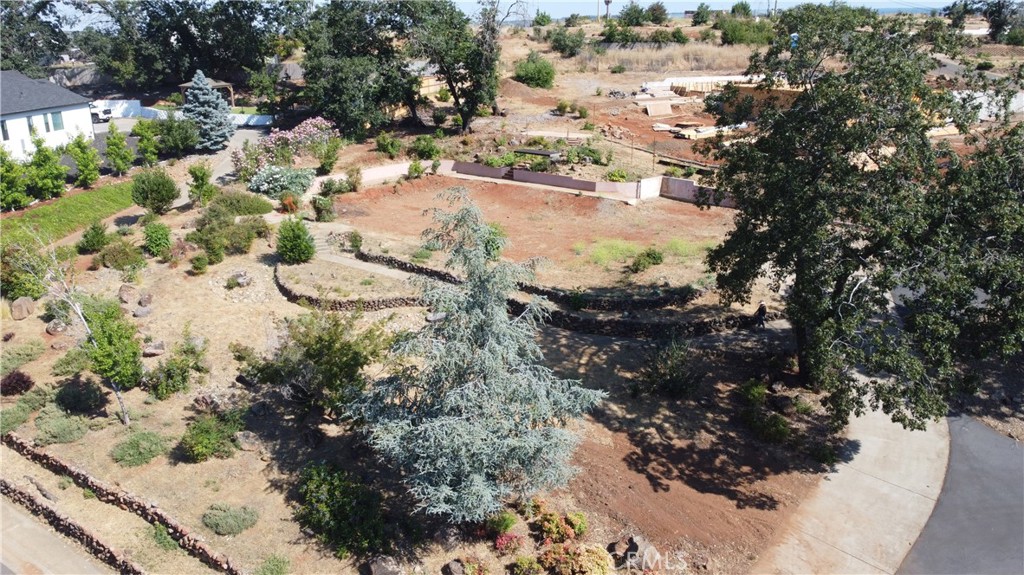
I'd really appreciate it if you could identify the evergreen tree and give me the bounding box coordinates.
[357,190,604,523]
[132,121,159,166]
[104,122,135,176]
[0,148,31,210]
[181,70,235,152]
[26,133,67,200]
[67,133,101,188]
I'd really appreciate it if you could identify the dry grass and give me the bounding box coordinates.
[574,42,754,74]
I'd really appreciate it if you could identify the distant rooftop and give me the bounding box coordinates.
[0,70,91,116]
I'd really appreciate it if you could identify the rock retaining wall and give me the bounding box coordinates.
[1,433,243,575]
[0,478,146,575]
[273,265,422,311]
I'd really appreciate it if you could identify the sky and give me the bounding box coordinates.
[453,0,949,20]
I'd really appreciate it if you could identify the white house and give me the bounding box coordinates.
[1,70,95,161]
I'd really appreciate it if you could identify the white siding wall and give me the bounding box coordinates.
[1,104,94,161]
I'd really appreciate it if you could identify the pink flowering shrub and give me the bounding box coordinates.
[231,117,341,182]
[495,533,524,556]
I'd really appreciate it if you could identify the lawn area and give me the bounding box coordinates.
[231,106,259,114]
[0,183,134,247]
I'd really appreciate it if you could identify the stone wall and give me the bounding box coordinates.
[1,434,243,575]
[0,478,146,575]
[273,265,422,311]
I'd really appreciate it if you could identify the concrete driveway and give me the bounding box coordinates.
[898,415,1024,575]
[1,499,110,574]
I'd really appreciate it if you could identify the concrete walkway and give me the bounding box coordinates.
[1,499,111,575]
[753,406,949,574]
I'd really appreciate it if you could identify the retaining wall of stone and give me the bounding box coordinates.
[1,434,243,575]
[0,478,146,575]
[273,265,422,311]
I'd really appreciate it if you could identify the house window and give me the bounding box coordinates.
[50,112,64,131]
[1,120,7,141]
[42,114,51,132]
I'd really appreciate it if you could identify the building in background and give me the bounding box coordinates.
[1,70,94,160]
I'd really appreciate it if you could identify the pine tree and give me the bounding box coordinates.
[105,122,135,176]
[356,189,605,523]
[67,133,101,188]
[180,70,235,152]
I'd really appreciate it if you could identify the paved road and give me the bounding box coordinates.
[1,499,110,574]
[898,415,1024,575]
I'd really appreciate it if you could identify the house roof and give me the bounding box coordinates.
[0,70,91,116]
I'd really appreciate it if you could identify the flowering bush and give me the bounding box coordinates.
[248,166,315,199]
[495,533,524,556]
[231,117,341,182]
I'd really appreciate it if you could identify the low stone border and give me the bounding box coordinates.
[273,265,422,311]
[0,478,146,575]
[2,433,243,575]
[354,251,699,312]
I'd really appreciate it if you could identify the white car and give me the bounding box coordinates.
[90,102,113,123]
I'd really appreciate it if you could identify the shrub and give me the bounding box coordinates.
[556,100,571,115]
[539,545,612,575]
[55,377,107,413]
[313,196,335,222]
[610,64,626,74]
[347,230,363,253]
[131,169,179,214]
[634,339,702,399]
[255,555,290,575]
[549,28,587,57]
[0,244,47,300]
[375,132,402,159]
[187,162,218,207]
[717,16,774,45]
[320,178,352,196]
[533,9,551,26]
[35,403,89,445]
[20,386,52,411]
[432,108,448,126]
[731,1,752,16]
[158,116,199,158]
[248,166,315,199]
[1006,27,1024,46]
[692,2,711,25]
[312,137,343,176]
[604,168,629,182]
[279,192,302,213]
[566,512,588,537]
[514,52,555,89]
[111,430,168,467]
[646,1,668,24]
[1,340,45,376]
[577,106,589,119]
[0,403,32,435]
[407,160,425,179]
[600,21,642,43]
[671,27,689,43]
[745,409,792,443]
[628,247,664,273]
[144,356,193,399]
[409,135,442,160]
[67,133,101,188]
[180,409,245,462]
[1,370,34,396]
[510,556,544,575]
[190,253,209,274]
[202,503,259,535]
[436,87,451,102]
[345,166,362,192]
[741,378,768,406]
[485,510,517,535]
[76,221,110,254]
[97,239,146,271]
[296,462,389,558]
[152,524,179,550]
[210,191,274,215]
[495,533,524,555]
[537,511,575,543]
[976,61,995,71]
[143,223,171,257]
[431,159,442,174]
[277,218,315,264]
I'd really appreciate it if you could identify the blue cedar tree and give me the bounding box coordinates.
[181,70,235,152]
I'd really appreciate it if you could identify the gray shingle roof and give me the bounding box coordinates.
[1,70,90,116]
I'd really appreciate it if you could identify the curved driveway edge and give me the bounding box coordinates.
[1,499,110,575]
[897,415,1024,575]
[751,408,950,574]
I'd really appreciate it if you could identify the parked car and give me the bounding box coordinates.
[90,102,113,123]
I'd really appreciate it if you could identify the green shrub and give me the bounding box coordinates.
[671,27,689,43]
[566,512,587,537]
[1,340,45,376]
[313,196,335,222]
[664,166,684,177]
[347,230,363,253]
[745,409,792,443]
[375,132,402,159]
[0,244,48,300]
[131,169,179,215]
[514,52,555,88]
[976,60,995,71]
[248,166,315,199]
[20,386,52,411]
[111,430,169,467]
[255,555,290,575]
[604,168,629,182]
[187,162,218,207]
[190,253,209,275]
[577,106,589,119]
[537,512,575,543]
[152,524,180,551]
[740,378,767,406]
[436,87,451,102]
[0,403,32,435]
[549,28,587,57]
[35,403,89,445]
[277,218,315,264]
[648,28,674,45]
[431,108,448,126]
[556,100,571,115]
[587,238,641,265]
[533,9,551,26]
[67,133,101,188]
[610,64,626,74]
[1,370,35,396]
[180,409,245,462]
[202,503,259,535]
[97,239,146,271]
[634,339,702,398]
[55,377,107,413]
[295,462,389,559]
[143,223,171,257]
[158,116,199,158]
[485,510,517,535]
[144,356,193,400]
[510,556,544,575]
[628,246,664,273]
[717,16,774,45]
[320,178,354,196]
[409,135,442,160]
[210,191,274,215]
[1006,27,1024,46]
[77,220,110,254]
[312,137,343,176]
[407,160,425,179]
[692,2,711,25]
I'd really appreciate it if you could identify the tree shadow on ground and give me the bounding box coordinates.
[537,326,859,512]
[113,213,145,228]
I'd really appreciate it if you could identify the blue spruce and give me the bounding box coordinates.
[181,70,235,152]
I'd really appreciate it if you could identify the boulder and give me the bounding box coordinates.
[442,560,465,575]
[367,556,404,575]
[138,292,153,307]
[229,271,252,288]
[142,341,166,357]
[134,306,152,318]
[234,430,263,452]
[768,394,796,416]
[10,297,35,320]
[118,284,138,304]
[45,319,68,336]
[51,341,69,351]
